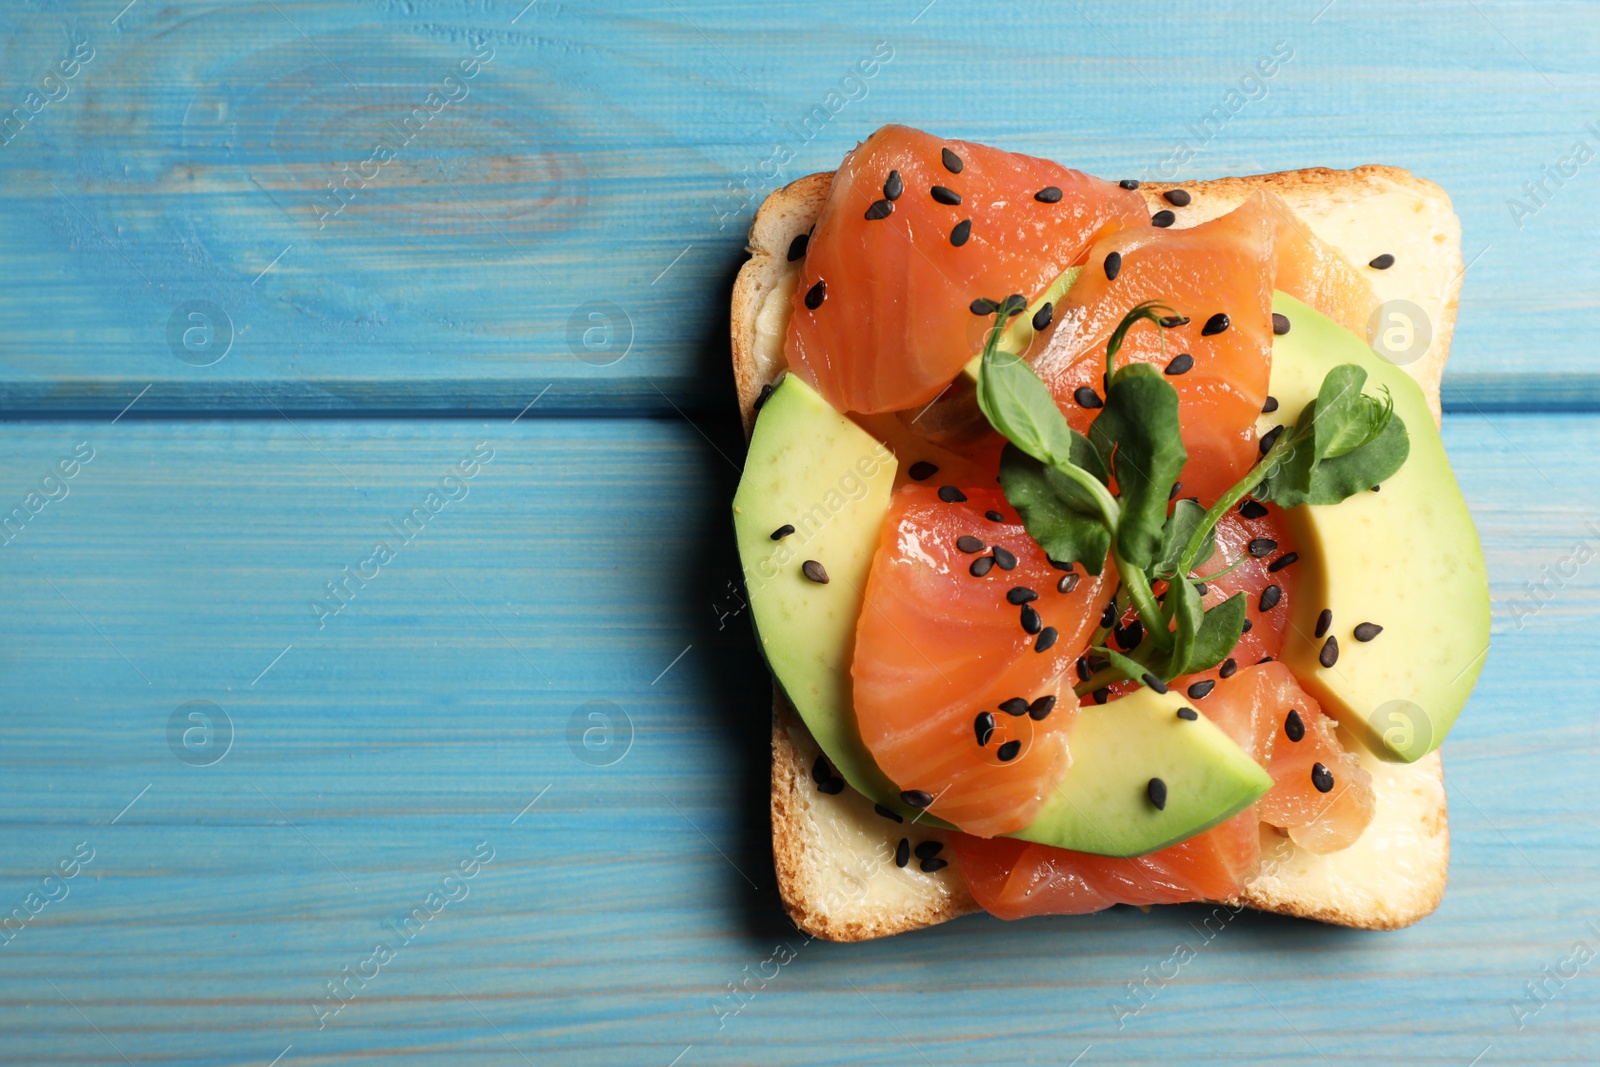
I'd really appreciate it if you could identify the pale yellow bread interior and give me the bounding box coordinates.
[734,162,1461,941]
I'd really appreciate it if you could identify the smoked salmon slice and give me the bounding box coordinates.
[785,125,1147,416]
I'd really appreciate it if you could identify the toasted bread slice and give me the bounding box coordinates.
[735,163,1461,941]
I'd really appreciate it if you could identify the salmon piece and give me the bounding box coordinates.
[1226,663,1376,853]
[852,484,1111,837]
[785,125,1148,416]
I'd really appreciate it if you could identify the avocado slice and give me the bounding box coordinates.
[1008,686,1273,856]
[732,375,919,815]
[735,374,1271,848]
[1262,293,1489,761]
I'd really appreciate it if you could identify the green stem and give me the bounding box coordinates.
[1171,432,1295,580]
[1114,554,1171,653]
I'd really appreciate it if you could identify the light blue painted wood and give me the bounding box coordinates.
[0,414,1593,1065]
[0,0,1596,413]
[0,1,1593,1063]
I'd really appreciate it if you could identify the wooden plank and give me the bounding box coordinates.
[0,1,1596,414]
[0,412,1593,1064]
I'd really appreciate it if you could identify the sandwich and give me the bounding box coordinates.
[728,125,1488,941]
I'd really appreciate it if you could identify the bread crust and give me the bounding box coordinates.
[734,158,1458,941]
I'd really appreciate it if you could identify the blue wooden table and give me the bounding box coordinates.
[1,2,1595,1064]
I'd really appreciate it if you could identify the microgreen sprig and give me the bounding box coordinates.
[973,297,1410,695]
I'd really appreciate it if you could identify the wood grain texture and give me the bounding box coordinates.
[0,0,1592,1063]
[0,414,1592,1065]
[0,0,1596,413]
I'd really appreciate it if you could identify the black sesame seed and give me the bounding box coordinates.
[941,147,963,174]
[1187,679,1216,700]
[998,697,1029,717]
[1177,706,1200,721]
[1271,313,1291,336]
[1092,686,1110,704]
[1143,673,1169,694]
[992,546,1018,571]
[1311,762,1335,793]
[1074,386,1104,409]
[818,776,844,794]
[787,233,810,262]
[1319,635,1339,668]
[1151,209,1176,227]
[1049,558,1073,572]
[1020,604,1042,634]
[920,857,950,873]
[1028,695,1057,721]
[883,169,904,201]
[1259,425,1285,455]
[1248,538,1278,558]
[909,460,939,481]
[1115,618,1144,652]
[997,739,1022,762]
[770,524,796,540]
[1162,188,1192,207]
[895,837,911,867]
[1035,627,1059,653]
[970,297,999,315]
[1353,622,1384,642]
[950,219,972,246]
[1257,655,1273,664]
[1370,484,1381,492]
[1368,253,1395,270]
[805,280,826,310]
[985,510,1006,523]
[874,802,904,823]
[1032,302,1054,331]
[975,711,995,746]
[1219,657,1238,678]
[1165,353,1194,375]
[937,485,967,503]
[1259,584,1282,612]
[1101,602,1117,628]
[1194,582,1208,597]
[1241,618,1253,633]
[970,555,994,577]
[1267,552,1299,573]
[1147,777,1168,810]
[930,185,962,206]
[957,535,986,554]
[1169,481,1183,501]
[1119,178,1140,190]
[1314,608,1333,639]
[1201,312,1230,336]
[811,754,833,784]
[915,840,944,860]
[1240,499,1269,519]
[1105,251,1123,280]
[864,199,894,221]
[1006,587,1039,605]
[1261,395,1280,414]
[1284,709,1305,743]
[802,560,829,584]
[1158,315,1190,328]
[753,382,776,411]
[901,790,933,808]
[1057,573,1081,594]
[1035,185,1063,203]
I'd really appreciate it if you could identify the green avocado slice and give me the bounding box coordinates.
[1262,294,1489,761]
[734,374,1269,847]
[731,375,926,818]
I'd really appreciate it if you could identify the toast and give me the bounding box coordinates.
[734,163,1462,942]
